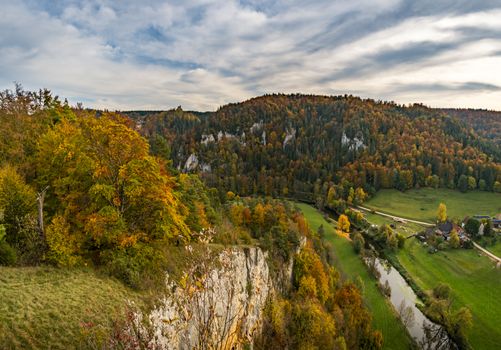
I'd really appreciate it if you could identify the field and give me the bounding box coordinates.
[297,203,411,350]
[364,188,501,223]
[363,212,424,237]
[0,267,142,349]
[395,239,501,349]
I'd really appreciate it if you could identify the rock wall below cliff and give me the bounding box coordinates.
[147,246,276,350]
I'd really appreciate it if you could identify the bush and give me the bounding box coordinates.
[0,240,17,265]
[433,283,451,300]
[101,243,164,290]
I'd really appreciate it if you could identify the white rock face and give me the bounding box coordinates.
[200,163,212,173]
[341,132,365,151]
[250,121,263,133]
[184,154,199,172]
[201,134,215,145]
[217,131,236,141]
[148,247,272,350]
[283,128,296,149]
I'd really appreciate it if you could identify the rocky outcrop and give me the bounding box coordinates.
[147,247,275,350]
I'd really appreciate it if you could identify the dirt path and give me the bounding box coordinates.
[357,206,434,227]
[357,206,501,263]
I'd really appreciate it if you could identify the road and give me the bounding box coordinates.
[357,206,501,264]
[472,242,501,264]
[357,206,434,227]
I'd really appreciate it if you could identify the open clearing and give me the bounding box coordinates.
[363,212,425,238]
[297,203,411,350]
[395,239,501,350]
[0,267,142,349]
[364,189,501,223]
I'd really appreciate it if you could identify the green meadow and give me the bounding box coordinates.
[364,188,501,223]
[297,203,411,350]
[395,238,501,350]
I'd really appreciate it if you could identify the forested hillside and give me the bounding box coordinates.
[440,108,501,150]
[127,94,501,209]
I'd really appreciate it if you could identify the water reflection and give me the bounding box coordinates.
[365,256,454,349]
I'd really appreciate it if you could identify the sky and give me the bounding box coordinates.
[1,0,501,111]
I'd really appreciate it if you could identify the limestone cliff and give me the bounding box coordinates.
[146,246,280,350]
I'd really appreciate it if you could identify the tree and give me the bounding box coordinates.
[426,175,440,189]
[494,181,501,193]
[478,179,486,191]
[347,187,355,205]
[352,232,365,254]
[465,218,480,237]
[449,229,460,248]
[458,175,468,192]
[437,203,447,223]
[338,214,350,233]
[36,114,190,250]
[467,176,476,190]
[354,187,367,205]
[482,219,492,237]
[0,166,36,246]
[326,186,336,207]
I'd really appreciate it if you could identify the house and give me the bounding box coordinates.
[430,221,465,241]
[493,214,501,229]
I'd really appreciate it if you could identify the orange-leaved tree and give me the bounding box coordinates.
[37,112,190,254]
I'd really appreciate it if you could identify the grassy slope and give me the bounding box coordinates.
[396,239,501,350]
[296,203,411,350]
[364,189,501,223]
[0,267,142,350]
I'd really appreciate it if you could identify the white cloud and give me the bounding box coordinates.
[0,0,500,110]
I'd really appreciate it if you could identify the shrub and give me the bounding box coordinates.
[0,224,16,265]
[433,283,451,300]
[396,233,406,248]
[0,239,17,265]
[101,243,164,290]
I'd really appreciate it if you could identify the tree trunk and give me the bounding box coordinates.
[37,186,49,240]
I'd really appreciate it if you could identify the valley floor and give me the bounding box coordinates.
[362,191,501,350]
[364,188,501,223]
[297,203,412,350]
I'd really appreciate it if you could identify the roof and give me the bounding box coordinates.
[473,215,490,219]
[437,221,453,234]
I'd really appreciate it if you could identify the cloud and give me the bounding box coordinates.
[0,0,501,110]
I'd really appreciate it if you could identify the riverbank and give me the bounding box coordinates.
[297,203,412,350]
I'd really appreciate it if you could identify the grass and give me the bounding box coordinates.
[364,188,501,223]
[485,241,501,256]
[395,239,501,350]
[296,203,412,350]
[0,266,143,349]
[363,212,425,238]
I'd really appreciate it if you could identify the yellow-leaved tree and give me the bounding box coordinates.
[437,203,447,223]
[36,112,190,253]
[338,214,350,233]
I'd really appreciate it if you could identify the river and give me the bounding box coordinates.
[368,256,454,349]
